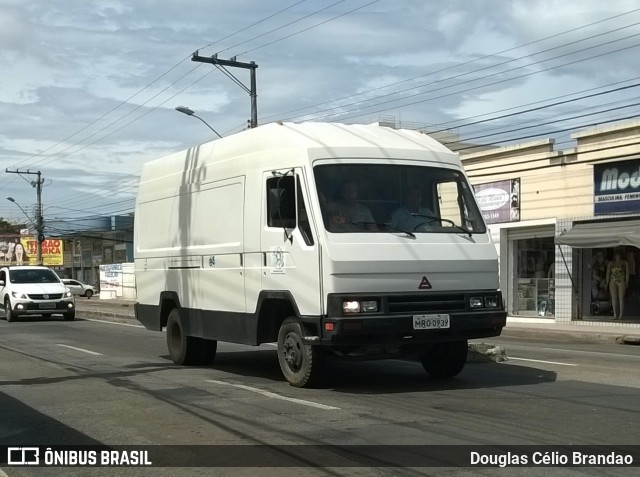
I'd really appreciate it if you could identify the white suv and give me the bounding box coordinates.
[0,266,75,322]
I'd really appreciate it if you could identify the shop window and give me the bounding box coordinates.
[587,246,640,321]
[514,237,555,317]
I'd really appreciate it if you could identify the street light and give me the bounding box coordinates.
[175,106,223,139]
[6,196,43,265]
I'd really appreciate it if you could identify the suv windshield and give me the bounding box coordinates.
[314,163,486,234]
[10,269,60,284]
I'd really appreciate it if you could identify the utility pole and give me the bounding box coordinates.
[5,169,44,265]
[191,51,258,128]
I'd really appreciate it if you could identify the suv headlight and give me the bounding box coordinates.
[64,290,73,298]
[11,290,28,299]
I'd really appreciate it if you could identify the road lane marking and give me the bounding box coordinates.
[508,357,577,366]
[206,379,340,410]
[541,347,640,359]
[0,469,9,477]
[56,344,103,356]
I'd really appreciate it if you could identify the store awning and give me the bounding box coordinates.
[555,219,640,248]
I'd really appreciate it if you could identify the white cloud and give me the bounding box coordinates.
[2,0,640,221]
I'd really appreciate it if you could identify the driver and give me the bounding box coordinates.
[327,181,377,232]
[389,185,436,232]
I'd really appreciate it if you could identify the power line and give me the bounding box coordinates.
[286,31,640,123]
[8,6,640,220]
[236,0,381,56]
[317,41,640,124]
[215,0,348,56]
[260,7,640,121]
[0,1,313,185]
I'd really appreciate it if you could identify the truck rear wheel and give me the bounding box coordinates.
[419,340,468,378]
[166,308,217,366]
[277,317,323,387]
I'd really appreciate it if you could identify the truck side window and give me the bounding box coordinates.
[297,179,315,246]
[267,176,296,229]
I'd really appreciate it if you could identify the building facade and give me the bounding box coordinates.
[461,119,640,328]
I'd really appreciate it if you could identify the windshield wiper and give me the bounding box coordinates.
[351,221,416,238]
[411,214,472,238]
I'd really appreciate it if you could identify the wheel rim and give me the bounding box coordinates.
[282,331,303,372]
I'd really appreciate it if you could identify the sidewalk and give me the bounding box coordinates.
[74,297,640,345]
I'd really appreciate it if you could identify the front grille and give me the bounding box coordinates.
[28,293,64,300]
[387,293,467,314]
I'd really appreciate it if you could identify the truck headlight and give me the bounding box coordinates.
[361,300,378,312]
[343,301,361,314]
[343,299,379,314]
[484,295,499,308]
[469,297,483,308]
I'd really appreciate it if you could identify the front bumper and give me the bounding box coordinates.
[310,311,506,347]
[10,299,75,315]
[309,291,507,348]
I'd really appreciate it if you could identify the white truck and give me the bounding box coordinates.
[134,122,506,387]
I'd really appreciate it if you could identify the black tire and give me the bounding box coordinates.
[166,308,217,366]
[85,290,93,299]
[64,311,76,321]
[4,298,16,323]
[277,317,323,387]
[419,340,468,378]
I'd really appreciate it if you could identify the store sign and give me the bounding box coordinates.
[22,238,64,266]
[474,178,520,224]
[594,159,640,215]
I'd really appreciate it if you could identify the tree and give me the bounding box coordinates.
[0,218,23,234]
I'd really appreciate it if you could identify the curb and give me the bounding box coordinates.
[501,327,632,345]
[76,310,137,325]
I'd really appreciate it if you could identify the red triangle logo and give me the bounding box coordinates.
[419,276,432,289]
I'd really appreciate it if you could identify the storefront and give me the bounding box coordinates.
[556,218,640,322]
[462,120,640,327]
[508,226,556,317]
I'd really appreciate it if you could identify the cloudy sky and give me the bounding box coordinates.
[1,0,640,229]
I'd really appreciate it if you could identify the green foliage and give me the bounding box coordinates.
[0,217,22,234]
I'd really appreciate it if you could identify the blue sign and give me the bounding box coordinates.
[594,159,640,215]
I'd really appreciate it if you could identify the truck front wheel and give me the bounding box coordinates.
[166,308,217,366]
[419,340,468,378]
[277,317,323,387]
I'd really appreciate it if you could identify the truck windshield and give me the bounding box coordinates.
[314,163,486,235]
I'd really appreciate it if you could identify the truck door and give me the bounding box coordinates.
[260,169,322,317]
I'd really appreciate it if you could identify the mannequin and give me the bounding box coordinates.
[605,248,630,320]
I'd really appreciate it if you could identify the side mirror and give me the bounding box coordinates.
[0,280,5,286]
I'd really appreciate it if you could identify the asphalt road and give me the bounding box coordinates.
[0,313,639,477]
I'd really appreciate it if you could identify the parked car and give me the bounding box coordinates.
[61,279,97,298]
[0,266,75,322]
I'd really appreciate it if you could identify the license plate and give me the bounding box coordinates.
[413,314,450,330]
[39,303,56,309]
